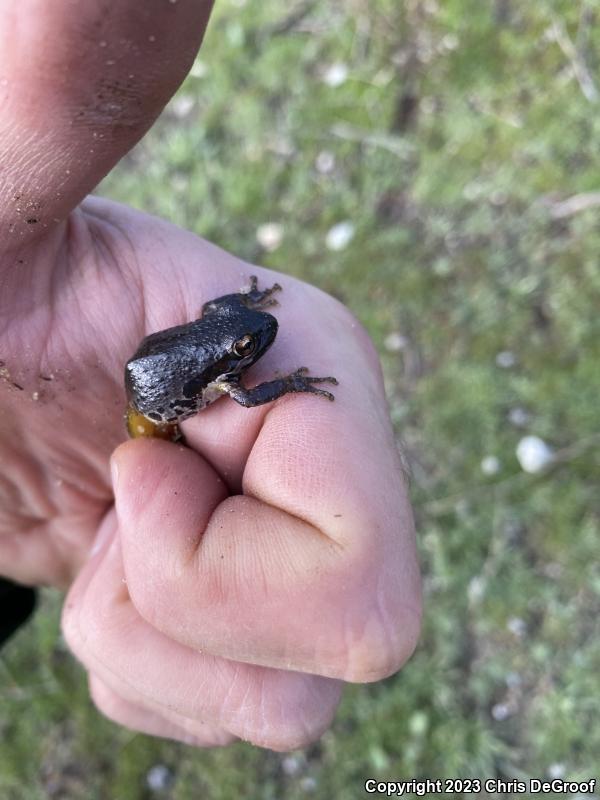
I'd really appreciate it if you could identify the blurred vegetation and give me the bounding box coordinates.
[2,0,600,797]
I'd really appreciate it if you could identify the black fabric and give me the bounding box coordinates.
[0,577,37,648]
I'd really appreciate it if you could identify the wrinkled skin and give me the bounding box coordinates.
[0,1,421,749]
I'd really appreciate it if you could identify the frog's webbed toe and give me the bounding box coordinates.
[282,368,338,400]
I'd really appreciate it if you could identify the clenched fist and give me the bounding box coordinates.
[0,0,421,750]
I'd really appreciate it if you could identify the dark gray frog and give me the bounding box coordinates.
[125,276,337,441]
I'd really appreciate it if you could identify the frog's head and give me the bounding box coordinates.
[225,311,279,376]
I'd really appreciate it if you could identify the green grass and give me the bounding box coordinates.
[2,0,600,796]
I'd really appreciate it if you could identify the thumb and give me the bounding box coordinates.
[111,438,229,572]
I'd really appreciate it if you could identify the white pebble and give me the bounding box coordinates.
[146,764,173,792]
[516,435,554,473]
[384,332,407,352]
[442,33,459,50]
[468,576,486,603]
[463,180,483,201]
[508,407,530,427]
[256,222,284,252]
[408,711,428,736]
[323,62,348,87]
[315,150,335,174]
[506,617,526,637]
[190,60,208,78]
[480,455,500,475]
[281,755,302,776]
[547,763,566,779]
[496,350,516,368]
[491,703,511,721]
[171,95,194,118]
[326,220,355,251]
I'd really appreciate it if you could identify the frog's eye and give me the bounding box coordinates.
[233,334,257,358]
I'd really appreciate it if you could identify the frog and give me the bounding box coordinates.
[124,276,338,441]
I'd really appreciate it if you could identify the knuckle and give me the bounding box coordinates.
[238,694,337,752]
[219,668,339,752]
[327,551,422,683]
[246,722,328,752]
[60,598,82,660]
[61,590,107,667]
[89,675,125,722]
[126,569,173,631]
[341,601,422,683]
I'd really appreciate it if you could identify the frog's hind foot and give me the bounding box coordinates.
[241,275,282,310]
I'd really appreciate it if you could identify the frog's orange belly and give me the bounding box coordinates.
[125,406,181,442]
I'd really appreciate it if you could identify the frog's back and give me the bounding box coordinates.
[126,321,204,413]
[124,295,280,423]
[125,317,240,419]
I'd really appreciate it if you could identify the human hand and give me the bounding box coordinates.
[0,1,421,749]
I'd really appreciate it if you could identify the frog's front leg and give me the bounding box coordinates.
[241,275,282,310]
[219,368,338,407]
